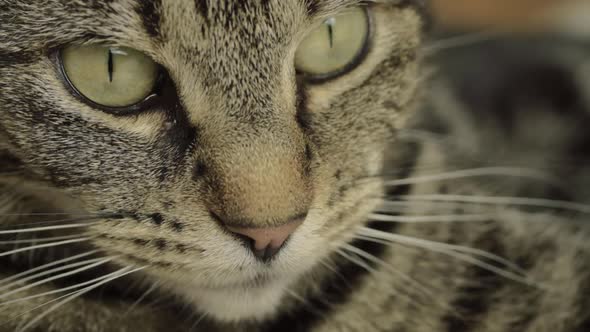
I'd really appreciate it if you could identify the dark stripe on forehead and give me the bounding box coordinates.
[0,51,38,65]
[137,0,163,39]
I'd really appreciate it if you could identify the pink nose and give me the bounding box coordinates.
[227,220,303,261]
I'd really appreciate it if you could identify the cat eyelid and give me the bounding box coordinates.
[52,46,167,116]
[296,6,374,85]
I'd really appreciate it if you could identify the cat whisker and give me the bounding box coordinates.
[352,166,561,188]
[189,312,208,332]
[123,281,160,316]
[0,213,120,231]
[0,250,99,286]
[0,220,100,231]
[284,288,330,321]
[421,30,501,56]
[368,213,493,223]
[334,249,424,306]
[0,263,128,306]
[397,128,449,144]
[0,256,115,298]
[0,237,92,258]
[355,233,538,288]
[356,227,545,289]
[0,212,104,217]
[0,234,92,245]
[358,226,527,276]
[317,257,354,291]
[391,194,590,215]
[14,266,146,332]
[0,223,99,235]
[398,129,590,169]
[370,200,500,214]
[383,167,560,187]
[336,248,378,274]
[341,243,436,299]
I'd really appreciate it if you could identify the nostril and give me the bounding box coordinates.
[225,219,304,262]
[226,219,303,250]
[252,245,283,263]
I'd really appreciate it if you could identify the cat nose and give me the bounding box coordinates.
[225,218,304,262]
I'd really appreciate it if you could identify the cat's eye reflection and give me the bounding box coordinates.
[295,7,371,82]
[59,45,159,110]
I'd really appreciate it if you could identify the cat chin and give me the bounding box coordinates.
[187,278,293,322]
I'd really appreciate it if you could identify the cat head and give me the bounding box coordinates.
[0,0,424,322]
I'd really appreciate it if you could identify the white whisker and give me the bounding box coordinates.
[341,243,435,298]
[0,256,108,292]
[421,30,500,55]
[189,312,208,332]
[0,238,91,258]
[0,250,99,286]
[0,213,101,217]
[0,257,115,299]
[336,247,433,305]
[358,227,528,277]
[356,233,543,289]
[284,288,330,320]
[356,226,550,289]
[336,248,378,274]
[0,217,106,230]
[384,167,559,187]
[124,281,160,316]
[0,234,91,245]
[15,266,146,332]
[317,258,353,290]
[0,223,98,235]
[396,194,590,215]
[369,213,493,223]
[0,265,127,306]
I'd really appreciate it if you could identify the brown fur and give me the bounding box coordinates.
[1,1,589,331]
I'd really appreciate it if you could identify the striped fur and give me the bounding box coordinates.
[1,0,589,331]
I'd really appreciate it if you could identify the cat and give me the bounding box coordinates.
[0,0,589,331]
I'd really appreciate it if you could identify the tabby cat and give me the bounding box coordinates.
[0,1,589,331]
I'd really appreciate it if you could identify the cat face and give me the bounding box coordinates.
[0,0,422,321]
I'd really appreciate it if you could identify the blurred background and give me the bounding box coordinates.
[431,0,589,34]
[415,0,590,204]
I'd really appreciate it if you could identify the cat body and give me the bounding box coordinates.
[0,1,589,331]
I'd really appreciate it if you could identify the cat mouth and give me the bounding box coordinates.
[206,272,276,290]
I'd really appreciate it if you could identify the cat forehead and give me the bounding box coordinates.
[149,0,375,39]
[145,0,409,52]
[1,0,413,57]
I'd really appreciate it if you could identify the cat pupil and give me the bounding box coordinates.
[325,17,335,48]
[107,49,114,83]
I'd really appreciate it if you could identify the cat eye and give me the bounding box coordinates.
[295,7,371,82]
[58,45,160,113]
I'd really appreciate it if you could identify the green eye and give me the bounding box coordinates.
[295,8,370,81]
[60,45,159,110]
